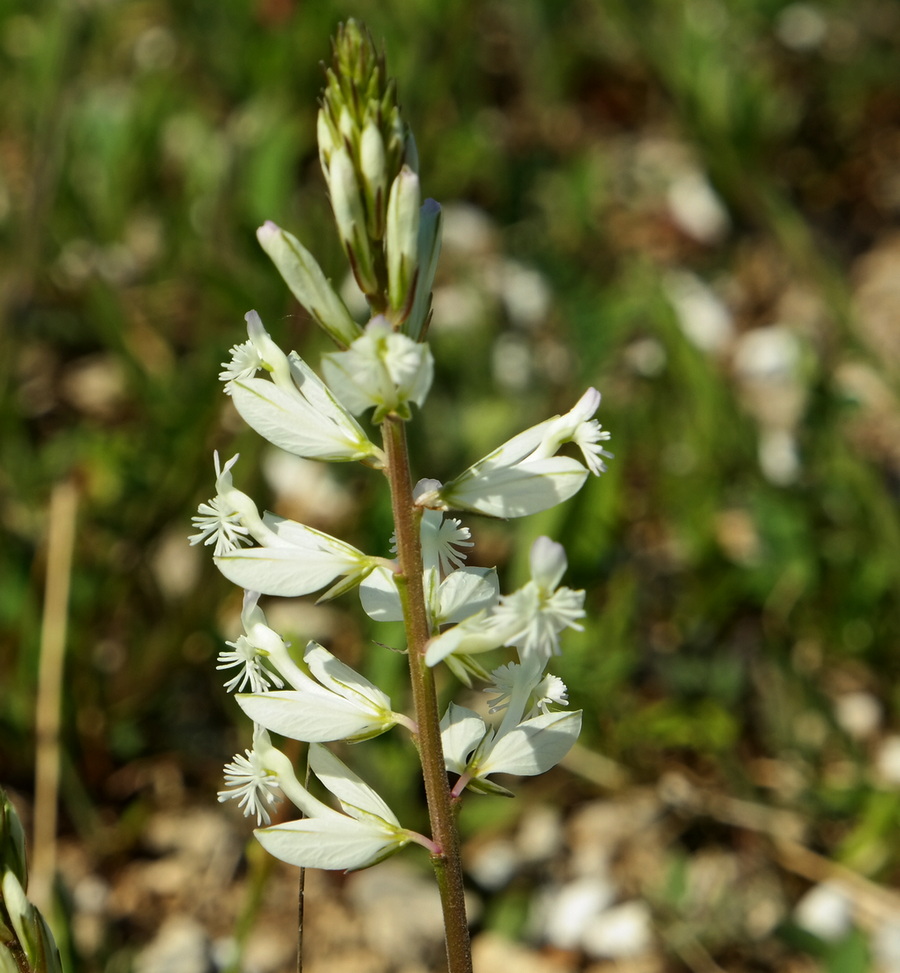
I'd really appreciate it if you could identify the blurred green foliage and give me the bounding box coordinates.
[2,0,900,969]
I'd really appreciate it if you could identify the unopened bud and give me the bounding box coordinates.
[326,145,377,295]
[317,109,340,170]
[360,121,387,238]
[406,199,442,340]
[256,222,363,348]
[386,166,420,315]
[403,130,419,174]
[337,106,355,145]
[0,791,27,890]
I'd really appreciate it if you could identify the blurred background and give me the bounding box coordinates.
[2,0,900,970]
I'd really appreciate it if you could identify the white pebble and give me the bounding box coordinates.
[581,900,654,959]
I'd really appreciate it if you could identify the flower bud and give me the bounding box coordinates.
[360,121,387,239]
[386,166,420,314]
[325,145,378,295]
[0,790,27,890]
[317,108,341,170]
[406,199,442,340]
[256,221,362,348]
[337,105,356,145]
[321,316,433,423]
[403,129,419,174]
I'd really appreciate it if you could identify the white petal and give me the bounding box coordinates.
[236,691,383,742]
[425,610,503,666]
[262,514,363,558]
[472,422,552,471]
[441,457,589,518]
[437,567,500,624]
[358,565,403,621]
[478,710,582,778]
[529,536,567,591]
[320,347,387,416]
[256,816,405,870]
[440,703,489,774]
[304,642,392,712]
[309,743,399,825]
[215,547,356,597]
[288,353,372,432]
[230,378,374,462]
[384,332,433,405]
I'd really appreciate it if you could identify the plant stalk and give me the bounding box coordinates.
[382,415,472,973]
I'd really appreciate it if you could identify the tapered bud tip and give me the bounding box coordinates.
[575,387,601,419]
[530,536,567,591]
[421,198,441,218]
[243,310,268,346]
[257,221,280,244]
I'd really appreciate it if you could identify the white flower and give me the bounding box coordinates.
[191,456,378,599]
[236,638,405,743]
[486,662,569,718]
[472,709,581,784]
[252,741,418,871]
[441,656,580,797]
[225,311,384,466]
[441,690,581,798]
[361,563,498,627]
[218,743,282,826]
[419,388,610,518]
[220,339,264,384]
[488,536,585,660]
[215,514,379,600]
[359,508,493,640]
[215,590,286,693]
[217,634,285,694]
[188,453,263,556]
[420,506,473,575]
[321,316,434,422]
[426,536,583,666]
[531,673,569,715]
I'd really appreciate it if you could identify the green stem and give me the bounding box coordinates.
[382,415,472,973]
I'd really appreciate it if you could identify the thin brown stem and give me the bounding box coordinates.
[382,416,472,973]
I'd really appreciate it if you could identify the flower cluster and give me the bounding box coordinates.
[192,20,610,878]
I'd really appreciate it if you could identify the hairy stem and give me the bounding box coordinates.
[383,416,472,973]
